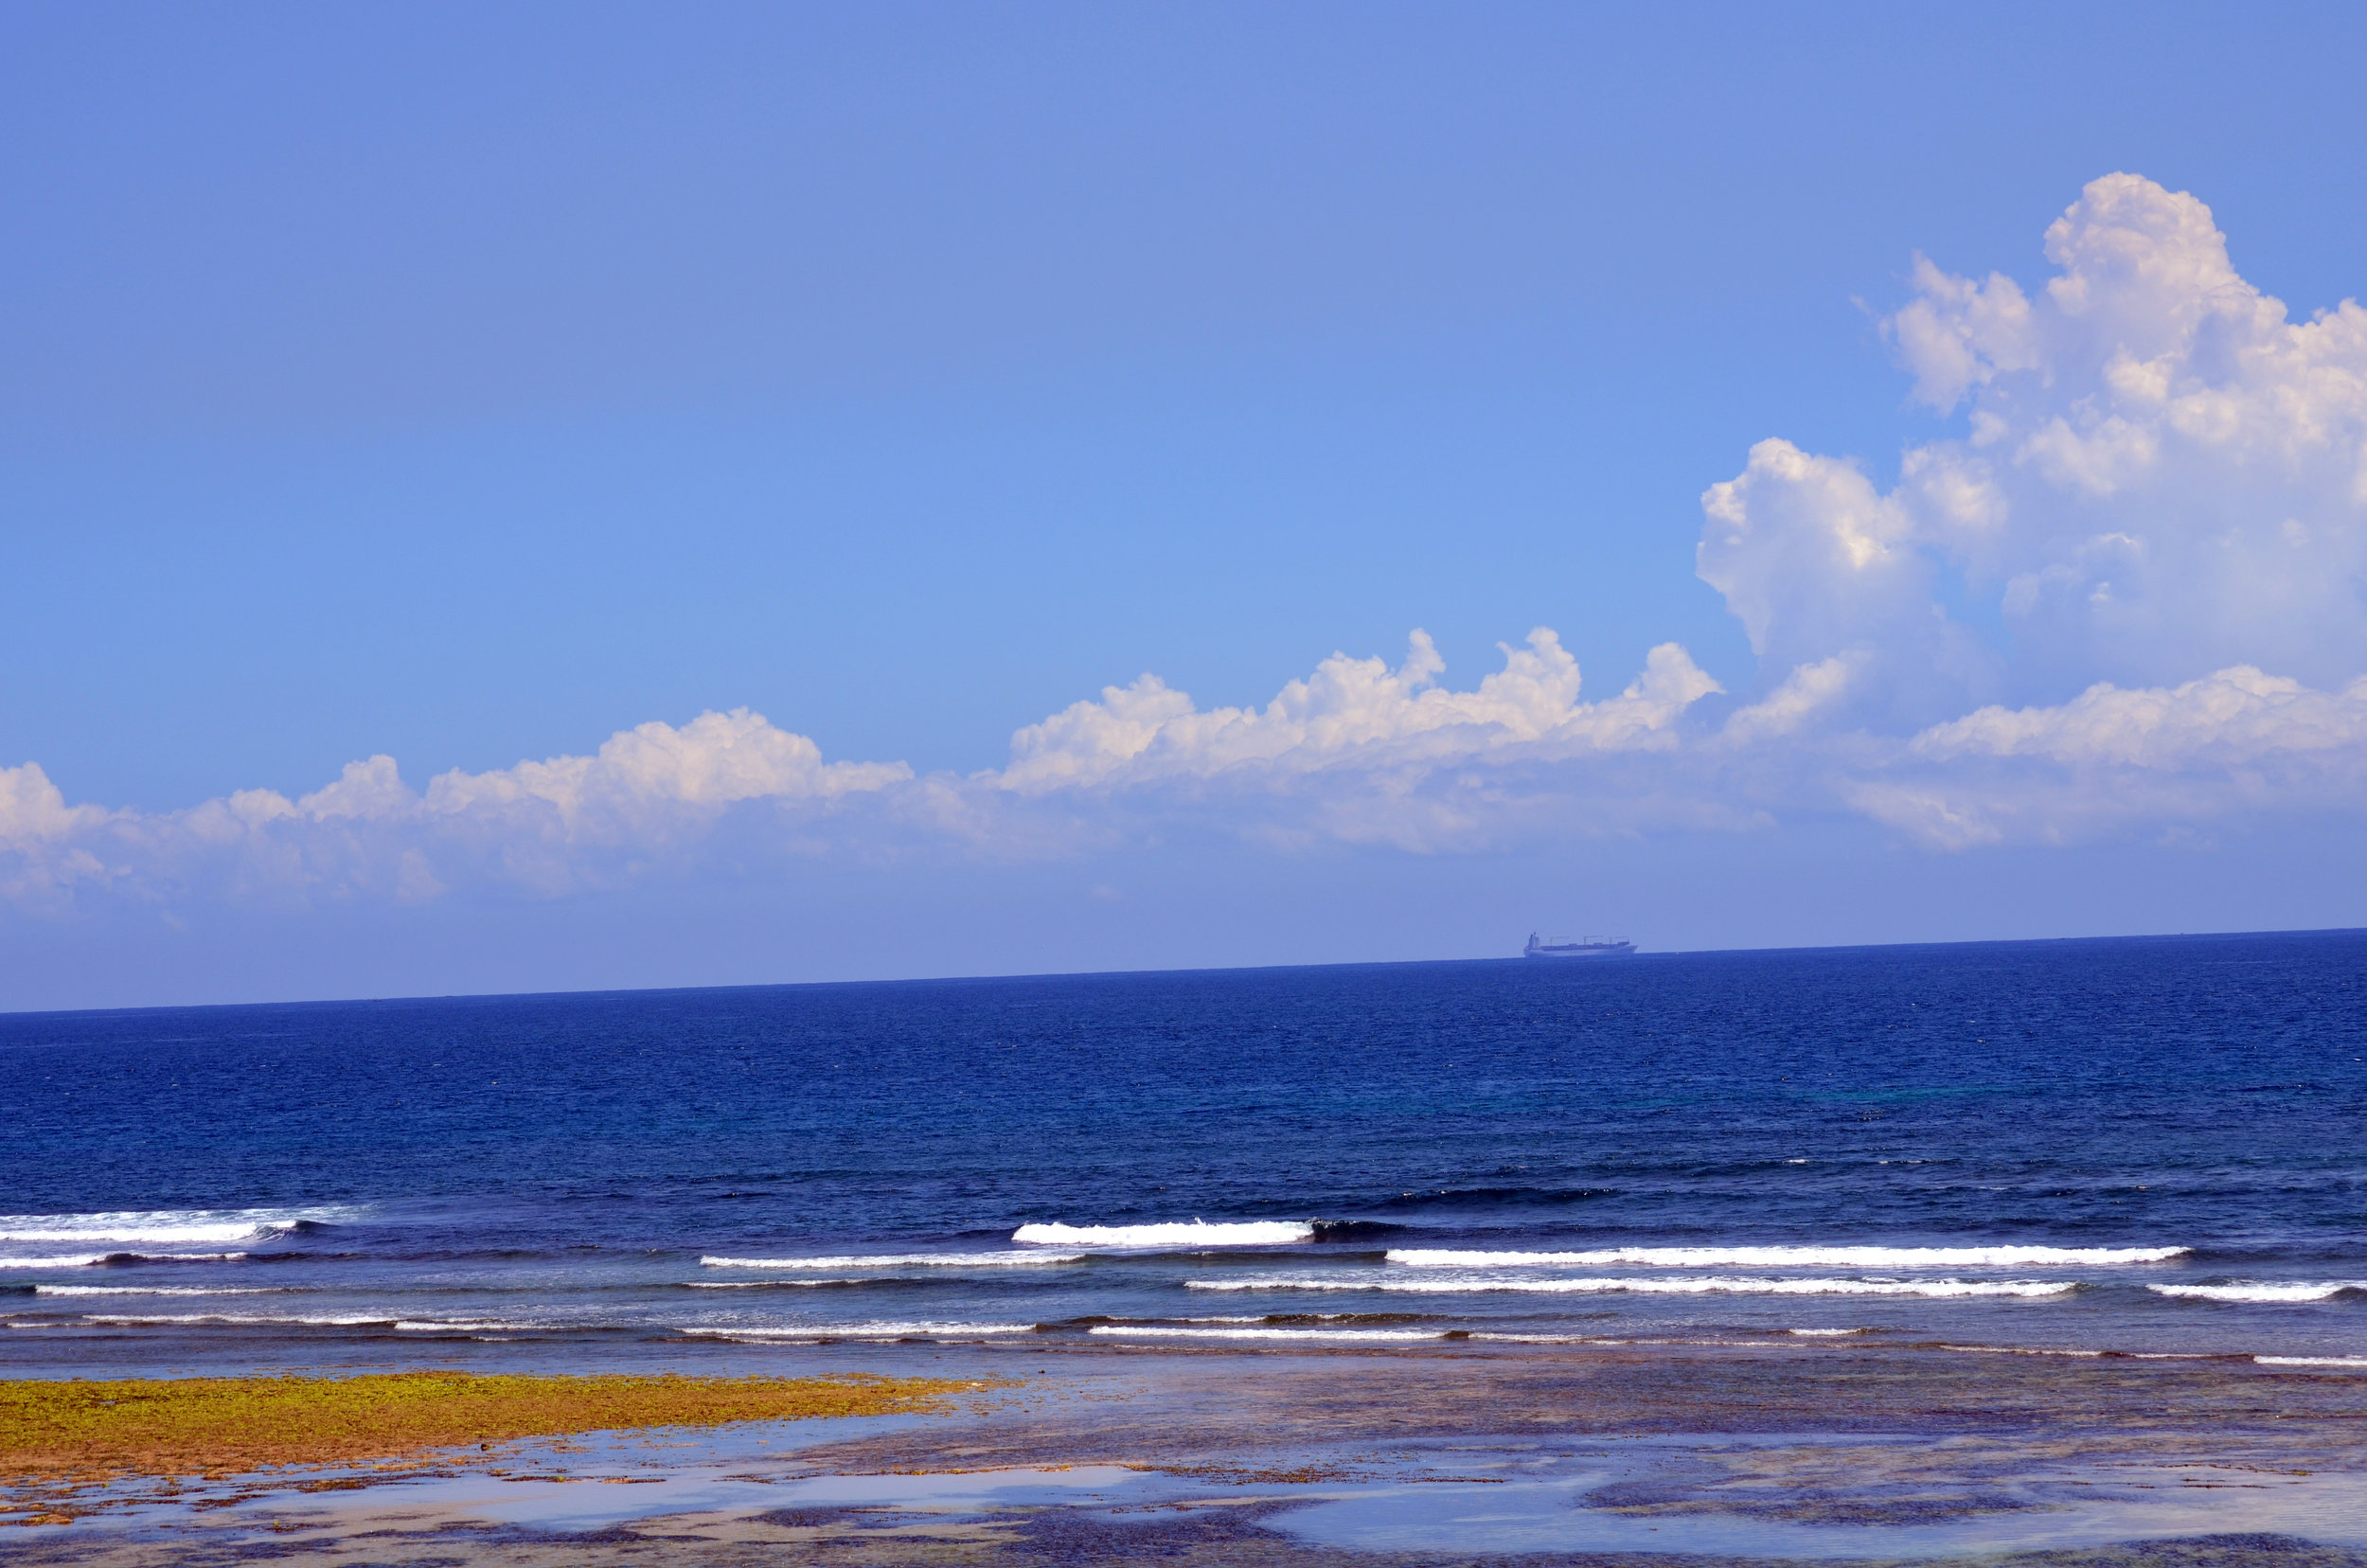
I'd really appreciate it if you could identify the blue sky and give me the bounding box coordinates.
[8,3,2367,1007]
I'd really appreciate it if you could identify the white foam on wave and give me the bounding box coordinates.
[685,1280,863,1290]
[1466,1332,1618,1345]
[1788,1327,1871,1335]
[1181,1313,1383,1325]
[700,1253,1086,1269]
[1189,1274,2077,1299]
[1386,1245,2187,1269]
[2150,1282,2366,1303]
[394,1320,547,1333]
[76,1310,556,1331]
[2,1253,254,1269]
[2256,1356,2367,1368]
[1012,1221,1311,1248]
[1088,1325,1438,1342]
[35,1286,280,1297]
[0,1207,348,1244]
[1464,1333,1781,1348]
[680,1321,1039,1341]
[80,1312,396,1327]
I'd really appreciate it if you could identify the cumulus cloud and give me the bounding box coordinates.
[1698,439,2000,723]
[0,711,913,908]
[1913,667,2367,771]
[1681,169,2367,846]
[999,630,1719,793]
[1702,172,2367,710]
[9,171,2367,912]
[420,709,908,844]
[0,637,1751,907]
[988,632,1736,854]
[1844,668,2367,849]
[0,763,116,906]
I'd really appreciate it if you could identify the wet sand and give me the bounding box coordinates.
[7,1343,2366,1566]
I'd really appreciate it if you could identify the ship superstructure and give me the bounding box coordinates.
[1524,932,1636,958]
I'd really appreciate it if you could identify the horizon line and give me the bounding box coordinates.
[7,923,2362,1024]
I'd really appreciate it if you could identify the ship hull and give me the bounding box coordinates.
[1525,943,1636,958]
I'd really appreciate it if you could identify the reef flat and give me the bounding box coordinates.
[0,1370,988,1524]
[4,1346,2364,1566]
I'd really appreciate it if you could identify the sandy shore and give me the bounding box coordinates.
[6,1344,2365,1566]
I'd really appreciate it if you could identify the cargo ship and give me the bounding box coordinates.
[1524,933,1636,958]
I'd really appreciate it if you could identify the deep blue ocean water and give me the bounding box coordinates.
[5,932,2364,1374]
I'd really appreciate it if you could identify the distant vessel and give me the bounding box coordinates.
[1525,932,1636,958]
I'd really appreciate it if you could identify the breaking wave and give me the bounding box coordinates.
[390,1320,553,1333]
[1466,1332,1622,1345]
[2255,1355,2367,1368]
[80,1312,398,1327]
[0,1208,349,1244]
[1188,1274,2078,1298]
[1086,1325,1438,1342]
[701,1252,1085,1269]
[1012,1221,1312,1247]
[74,1311,563,1332]
[679,1321,1038,1341]
[2149,1281,2367,1303]
[1385,1245,2187,1269]
[1,1254,257,1272]
[33,1286,280,1297]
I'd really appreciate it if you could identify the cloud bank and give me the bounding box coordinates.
[9,173,2367,912]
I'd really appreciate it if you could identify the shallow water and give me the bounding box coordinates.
[20,1355,2367,1563]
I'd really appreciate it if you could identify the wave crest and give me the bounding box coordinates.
[679,1321,1038,1341]
[2151,1281,2366,1303]
[1086,1324,1438,1342]
[701,1252,1084,1269]
[2256,1355,2367,1368]
[1012,1221,1311,1247]
[0,1207,351,1244]
[33,1286,279,1297]
[1189,1274,2077,1298]
[1385,1245,2185,1269]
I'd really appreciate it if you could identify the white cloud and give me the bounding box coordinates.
[1718,653,1864,743]
[1701,172,2367,707]
[1912,666,2367,770]
[420,708,909,845]
[9,172,2367,913]
[0,711,915,908]
[0,762,109,852]
[1886,255,2041,412]
[987,632,1734,854]
[9,634,2367,912]
[1843,666,2367,849]
[998,630,1719,793]
[0,638,1748,905]
[1697,440,1997,723]
[0,763,116,906]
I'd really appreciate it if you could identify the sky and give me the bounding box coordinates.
[7,2,2367,1009]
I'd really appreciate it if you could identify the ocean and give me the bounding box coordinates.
[5,931,2364,1377]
